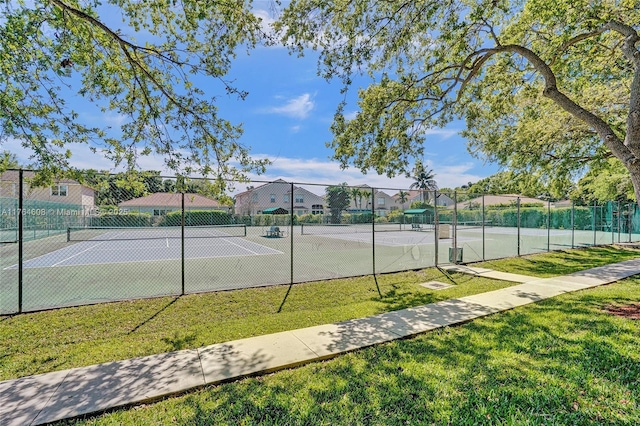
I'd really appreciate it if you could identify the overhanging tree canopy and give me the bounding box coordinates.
[1,0,269,189]
[275,0,640,200]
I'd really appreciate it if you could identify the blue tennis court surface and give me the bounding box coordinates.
[7,236,281,269]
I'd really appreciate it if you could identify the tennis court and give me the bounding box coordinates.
[6,225,282,269]
[299,223,482,246]
[2,221,639,314]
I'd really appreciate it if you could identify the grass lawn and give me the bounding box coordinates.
[2,245,640,424]
[474,245,640,277]
[64,277,640,425]
[1,264,516,381]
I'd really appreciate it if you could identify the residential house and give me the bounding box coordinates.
[346,185,395,216]
[391,190,454,210]
[234,179,325,216]
[0,170,95,210]
[0,170,96,230]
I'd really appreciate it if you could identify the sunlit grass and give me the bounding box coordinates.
[63,274,640,425]
[1,267,512,381]
[475,245,640,277]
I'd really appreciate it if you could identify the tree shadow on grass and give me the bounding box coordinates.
[162,332,198,351]
[128,297,180,335]
[161,285,640,425]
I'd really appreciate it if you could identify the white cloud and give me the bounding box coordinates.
[343,110,359,121]
[3,138,489,195]
[265,93,315,119]
[102,113,127,128]
[252,8,280,44]
[422,128,460,139]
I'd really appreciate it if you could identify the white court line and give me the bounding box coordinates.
[2,238,115,270]
[49,230,129,267]
[219,237,263,255]
[50,240,110,267]
[196,227,266,256]
[41,251,284,268]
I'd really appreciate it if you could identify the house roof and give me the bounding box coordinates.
[393,190,422,200]
[234,179,289,197]
[119,193,224,208]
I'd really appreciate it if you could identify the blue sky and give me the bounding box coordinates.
[6,3,500,194]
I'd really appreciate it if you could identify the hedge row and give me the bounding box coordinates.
[89,213,152,227]
[438,206,607,230]
[160,210,232,226]
[138,206,622,230]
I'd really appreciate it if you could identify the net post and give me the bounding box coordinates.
[18,169,23,314]
[67,227,71,242]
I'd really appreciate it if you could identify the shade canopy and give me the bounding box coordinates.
[262,207,289,214]
[403,208,429,214]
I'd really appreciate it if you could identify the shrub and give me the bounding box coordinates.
[90,212,152,227]
[160,210,231,226]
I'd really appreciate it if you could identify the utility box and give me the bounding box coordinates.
[449,247,463,263]
[438,224,450,239]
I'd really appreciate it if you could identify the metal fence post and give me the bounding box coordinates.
[290,182,294,286]
[629,203,633,243]
[547,199,551,252]
[434,190,439,266]
[611,201,615,244]
[593,200,597,246]
[482,194,485,261]
[571,202,575,248]
[18,169,23,313]
[453,191,458,264]
[517,197,521,257]
[617,201,621,243]
[181,191,185,295]
[371,187,376,275]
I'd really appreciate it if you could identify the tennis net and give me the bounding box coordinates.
[67,224,247,242]
[439,220,493,230]
[300,223,430,235]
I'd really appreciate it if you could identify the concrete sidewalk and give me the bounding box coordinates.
[3,258,640,425]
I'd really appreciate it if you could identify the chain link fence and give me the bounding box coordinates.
[2,170,640,314]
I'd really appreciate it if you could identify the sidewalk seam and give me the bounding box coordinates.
[28,369,72,426]
[196,348,207,385]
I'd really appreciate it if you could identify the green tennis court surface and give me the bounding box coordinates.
[1,224,637,314]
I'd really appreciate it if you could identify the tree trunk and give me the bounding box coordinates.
[628,162,640,205]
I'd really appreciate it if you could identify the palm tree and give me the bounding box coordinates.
[396,190,410,209]
[350,187,362,210]
[410,163,438,204]
[361,190,372,209]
